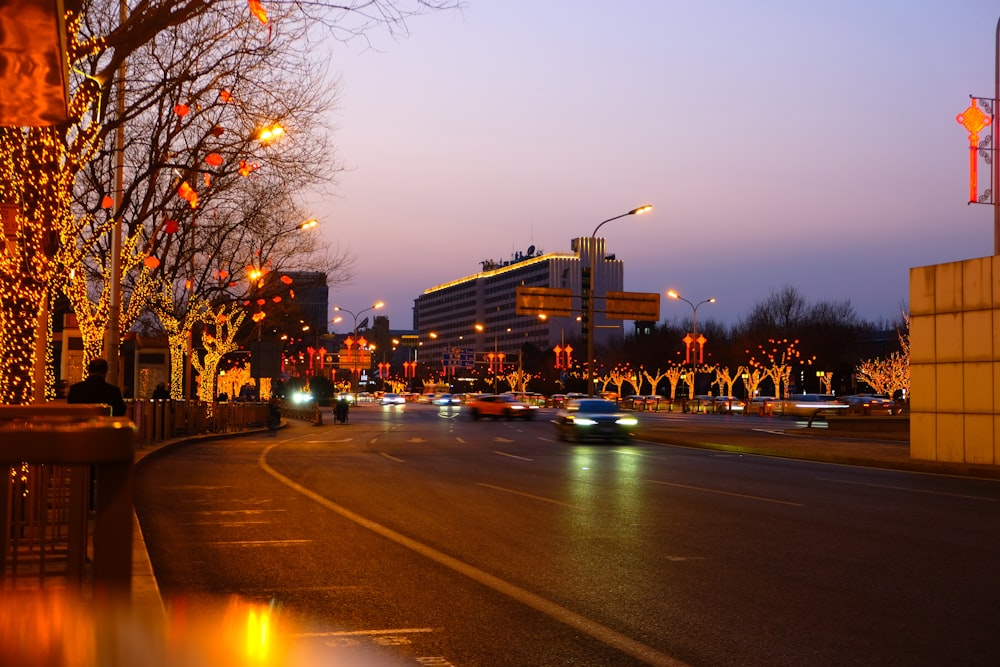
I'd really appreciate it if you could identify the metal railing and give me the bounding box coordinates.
[1,405,134,595]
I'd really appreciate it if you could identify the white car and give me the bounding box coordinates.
[381,393,405,405]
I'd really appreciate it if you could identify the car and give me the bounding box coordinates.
[838,394,895,415]
[380,393,405,405]
[748,396,780,415]
[776,394,850,418]
[713,396,745,413]
[335,392,355,404]
[553,398,638,443]
[549,393,568,408]
[433,393,461,406]
[684,395,717,413]
[466,393,538,420]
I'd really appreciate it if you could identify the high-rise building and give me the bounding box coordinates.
[413,238,626,369]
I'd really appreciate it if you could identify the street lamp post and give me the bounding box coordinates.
[584,205,652,396]
[667,290,715,399]
[332,301,384,392]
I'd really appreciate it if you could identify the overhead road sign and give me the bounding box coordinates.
[605,291,661,320]
[515,286,574,317]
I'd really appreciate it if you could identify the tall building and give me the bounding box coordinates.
[413,238,625,368]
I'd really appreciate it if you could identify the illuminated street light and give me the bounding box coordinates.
[332,302,384,391]
[667,290,715,398]
[584,205,652,396]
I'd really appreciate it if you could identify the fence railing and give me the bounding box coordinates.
[1,405,134,595]
[124,399,270,447]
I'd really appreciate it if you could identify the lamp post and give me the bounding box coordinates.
[332,301,384,392]
[667,290,715,398]
[584,205,652,396]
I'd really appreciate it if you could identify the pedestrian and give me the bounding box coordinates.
[335,395,349,424]
[67,358,127,416]
[267,396,281,436]
[151,382,170,400]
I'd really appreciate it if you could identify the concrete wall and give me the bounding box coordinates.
[910,256,1000,464]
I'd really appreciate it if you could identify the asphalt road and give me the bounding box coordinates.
[134,404,1000,666]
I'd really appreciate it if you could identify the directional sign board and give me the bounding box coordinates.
[442,348,475,369]
[605,291,661,320]
[338,348,372,371]
[515,286,574,317]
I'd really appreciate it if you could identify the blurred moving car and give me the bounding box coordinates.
[838,394,895,415]
[713,396,745,413]
[466,393,538,420]
[684,395,717,413]
[380,393,405,405]
[748,396,780,415]
[776,394,849,418]
[553,398,638,443]
[433,393,461,406]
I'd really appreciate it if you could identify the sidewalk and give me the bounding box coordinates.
[130,420,288,622]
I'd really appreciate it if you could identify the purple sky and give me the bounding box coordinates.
[308,1,999,331]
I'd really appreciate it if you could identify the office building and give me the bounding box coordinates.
[413,238,626,368]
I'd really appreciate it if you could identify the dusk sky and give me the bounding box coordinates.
[308,1,999,332]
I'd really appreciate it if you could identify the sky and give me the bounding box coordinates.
[307,0,1000,331]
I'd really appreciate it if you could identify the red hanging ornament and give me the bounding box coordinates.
[205,153,223,167]
[174,104,190,116]
[101,195,113,209]
[144,256,160,269]
[272,296,282,303]
[248,0,268,24]
[280,275,293,285]
[164,219,179,234]
[177,181,198,208]
[238,160,258,177]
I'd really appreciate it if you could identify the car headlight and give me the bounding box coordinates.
[572,417,598,426]
[616,417,638,426]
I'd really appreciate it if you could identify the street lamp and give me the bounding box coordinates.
[667,290,715,398]
[332,301,384,392]
[584,205,652,396]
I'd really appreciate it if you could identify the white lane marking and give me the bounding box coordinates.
[379,451,405,463]
[456,437,467,444]
[477,483,581,509]
[818,477,1000,502]
[493,450,533,461]
[292,627,438,638]
[407,437,427,443]
[493,437,515,443]
[649,479,805,507]
[260,444,690,667]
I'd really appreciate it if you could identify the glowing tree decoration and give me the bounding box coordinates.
[747,338,809,399]
[642,368,670,397]
[192,304,247,406]
[661,366,685,401]
[678,364,715,400]
[600,365,638,399]
[502,369,533,394]
[855,313,910,399]
[711,366,743,398]
[0,126,72,404]
[740,366,767,400]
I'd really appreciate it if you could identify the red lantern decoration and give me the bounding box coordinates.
[101,195,113,209]
[280,275,293,285]
[174,104,190,116]
[248,0,268,24]
[219,90,232,103]
[205,153,223,167]
[143,256,159,269]
[272,296,282,303]
[177,181,198,208]
[256,298,266,306]
[164,219,179,234]
[238,160,258,177]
